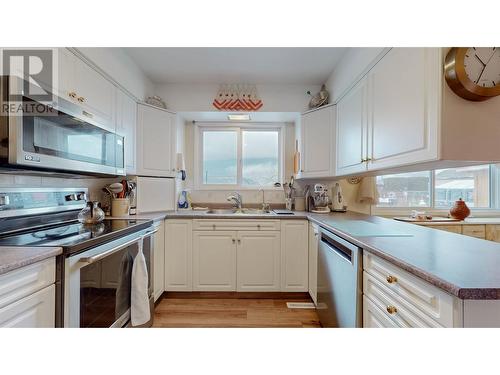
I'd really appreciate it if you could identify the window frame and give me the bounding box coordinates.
[194,122,285,190]
[372,164,500,216]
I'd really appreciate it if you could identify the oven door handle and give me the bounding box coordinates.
[78,228,158,264]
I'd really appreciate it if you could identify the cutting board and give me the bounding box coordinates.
[393,216,461,223]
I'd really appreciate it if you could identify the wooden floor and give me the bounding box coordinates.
[153,292,321,328]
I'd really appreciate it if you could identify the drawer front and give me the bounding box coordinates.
[363,295,398,328]
[426,225,462,234]
[462,225,486,239]
[363,272,443,327]
[363,252,455,327]
[193,219,280,231]
[0,258,56,309]
[0,285,55,328]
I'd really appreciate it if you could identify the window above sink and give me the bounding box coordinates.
[194,123,285,190]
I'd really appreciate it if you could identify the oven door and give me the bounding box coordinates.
[64,229,155,328]
[5,77,124,176]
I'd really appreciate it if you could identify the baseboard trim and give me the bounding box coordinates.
[163,291,311,300]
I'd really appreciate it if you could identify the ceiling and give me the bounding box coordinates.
[124,48,347,85]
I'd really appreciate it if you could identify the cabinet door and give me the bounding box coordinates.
[74,57,116,128]
[57,48,77,99]
[136,104,175,177]
[300,105,335,178]
[486,225,500,242]
[165,220,193,291]
[308,223,319,305]
[336,77,368,176]
[0,285,55,328]
[368,48,440,170]
[193,231,236,291]
[153,221,166,301]
[116,90,137,175]
[236,231,281,292]
[281,220,308,292]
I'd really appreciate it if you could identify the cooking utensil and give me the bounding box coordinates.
[108,183,124,197]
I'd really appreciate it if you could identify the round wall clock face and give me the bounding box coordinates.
[445,47,500,101]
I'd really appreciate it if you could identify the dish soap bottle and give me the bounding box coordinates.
[178,191,189,209]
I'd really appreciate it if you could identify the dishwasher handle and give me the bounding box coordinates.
[320,231,359,264]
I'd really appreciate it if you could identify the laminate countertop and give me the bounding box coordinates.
[0,246,62,276]
[110,209,500,299]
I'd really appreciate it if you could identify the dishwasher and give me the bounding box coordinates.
[317,227,362,327]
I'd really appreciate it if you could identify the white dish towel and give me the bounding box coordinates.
[131,237,151,326]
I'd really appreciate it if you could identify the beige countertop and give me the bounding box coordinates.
[0,246,62,276]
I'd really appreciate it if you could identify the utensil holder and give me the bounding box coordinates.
[111,198,130,216]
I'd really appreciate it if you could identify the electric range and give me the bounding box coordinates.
[0,187,156,328]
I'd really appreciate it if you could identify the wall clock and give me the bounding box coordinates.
[444,47,500,101]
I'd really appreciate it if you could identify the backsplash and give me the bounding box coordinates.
[0,173,121,202]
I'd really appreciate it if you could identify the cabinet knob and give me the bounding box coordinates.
[68,91,77,99]
[386,305,398,314]
[212,224,216,230]
[77,96,86,103]
[237,239,241,244]
[386,275,398,284]
[232,238,236,244]
[257,224,261,229]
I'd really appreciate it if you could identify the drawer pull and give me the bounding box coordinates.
[386,305,398,314]
[212,224,216,230]
[257,224,261,229]
[386,275,398,284]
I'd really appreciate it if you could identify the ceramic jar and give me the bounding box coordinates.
[449,198,470,220]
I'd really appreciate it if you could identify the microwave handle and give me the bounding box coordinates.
[79,228,158,264]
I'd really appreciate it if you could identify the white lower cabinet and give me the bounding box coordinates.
[165,219,309,293]
[363,295,398,328]
[236,231,281,292]
[0,258,56,328]
[165,220,193,291]
[308,223,319,304]
[153,221,166,301]
[193,231,237,291]
[0,285,55,328]
[281,220,309,292]
[363,252,461,328]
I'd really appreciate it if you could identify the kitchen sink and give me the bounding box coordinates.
[205,208,273,215]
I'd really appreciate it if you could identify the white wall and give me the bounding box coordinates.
[324,47,388,103]
[75,47,154,101]
[154,83,320,113]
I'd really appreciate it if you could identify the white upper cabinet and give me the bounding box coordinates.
[368,48,440,171]
[58,49,116,130]
[116,89,137,175]
[336,77,368,175]
[298,105,336,178]
[136,103,176,177]
[335,48,442,177]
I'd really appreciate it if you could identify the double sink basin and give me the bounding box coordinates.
[205,208,274,215]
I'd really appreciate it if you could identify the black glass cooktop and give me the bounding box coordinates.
[0,219,153,256]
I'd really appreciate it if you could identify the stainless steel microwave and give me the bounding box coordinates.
[0,76,125,176]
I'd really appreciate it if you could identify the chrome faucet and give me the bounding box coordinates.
[227,192,243,210]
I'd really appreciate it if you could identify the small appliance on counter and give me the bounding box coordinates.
[78,201,105,224]
[331,182,347,212]
[309,184,330,213]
